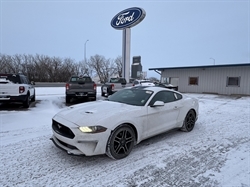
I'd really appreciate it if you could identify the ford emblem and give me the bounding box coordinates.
[111,7,146,30]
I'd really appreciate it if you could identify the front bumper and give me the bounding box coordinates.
[51,124,111,156]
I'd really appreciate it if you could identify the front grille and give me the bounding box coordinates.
[52,120,75,139]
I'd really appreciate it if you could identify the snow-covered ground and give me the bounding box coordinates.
[0,87,249,187]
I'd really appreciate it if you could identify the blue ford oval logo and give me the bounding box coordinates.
[111,7,146,30]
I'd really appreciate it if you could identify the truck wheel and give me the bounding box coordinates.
[31,91,36,102]
[23,94,30,108]
[66,96,71,103]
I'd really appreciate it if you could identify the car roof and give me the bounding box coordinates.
[130,85,178,93]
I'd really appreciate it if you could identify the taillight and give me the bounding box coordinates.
[66,83,69,90]
[93,83,96,90]
[111,84,114,90]
[19,86,25,93]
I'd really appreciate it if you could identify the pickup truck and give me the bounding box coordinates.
[154,82,178,91]
[101,77,131,97]
[0,73,36,108]
[65,75,96,103]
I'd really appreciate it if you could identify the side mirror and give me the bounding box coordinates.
[31,81,35,85]
[151,101,164,107]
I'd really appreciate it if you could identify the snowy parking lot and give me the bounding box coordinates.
[0,87,249,187]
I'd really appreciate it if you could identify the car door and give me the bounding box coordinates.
[23,76,35,96]
[146,91,181,138]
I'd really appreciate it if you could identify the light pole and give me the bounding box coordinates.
[210,58,215,65]
[84,39,89,63]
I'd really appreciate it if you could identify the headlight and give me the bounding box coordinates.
[79,126,107,133]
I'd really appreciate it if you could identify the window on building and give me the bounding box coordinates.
[189,77,198,85]
[227,77,240,87]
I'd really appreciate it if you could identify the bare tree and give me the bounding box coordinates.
[88,55,116,83]
[60,58,77,82]
[0,54,12,73]
[0,53,126,82]
[114,55,122,77]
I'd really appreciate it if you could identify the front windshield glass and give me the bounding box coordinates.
[108,88,154,106]
[140,80,152,83]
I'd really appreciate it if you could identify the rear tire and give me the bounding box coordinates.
[106,124,135,160]
[181,110,196,132]
[66,96,71,103]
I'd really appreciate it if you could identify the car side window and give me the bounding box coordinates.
[71,77,77,82]
[174,93,183,100]
[133,81,139,85]
[165,91,177,103]
[25,76,31,84]
[149,91,177,105]
[20,76,28,84]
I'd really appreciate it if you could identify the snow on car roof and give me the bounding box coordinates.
[131,85,178,92]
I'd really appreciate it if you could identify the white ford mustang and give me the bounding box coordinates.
[51,86,199,159]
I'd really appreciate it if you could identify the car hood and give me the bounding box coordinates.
[54,100,139,127]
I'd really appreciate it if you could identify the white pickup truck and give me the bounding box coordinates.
[0,73,36,108]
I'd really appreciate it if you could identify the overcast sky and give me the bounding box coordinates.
[0,0,249,78]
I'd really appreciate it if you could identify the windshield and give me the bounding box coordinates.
[108,88,154,106]
[70,76,92,82]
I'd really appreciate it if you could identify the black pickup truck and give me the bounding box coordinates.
[101,77,131,97]
[65,75,96,103]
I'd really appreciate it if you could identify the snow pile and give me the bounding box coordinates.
[0,87,249,187]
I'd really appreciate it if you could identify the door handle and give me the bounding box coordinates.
[174,106,178,109]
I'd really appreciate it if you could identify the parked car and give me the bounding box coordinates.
[154,82,178,91]
[65,75,96,103]
[101,77,131,97]
[51,86,199,160]
[0,73,35,108]
[133,79,155,87]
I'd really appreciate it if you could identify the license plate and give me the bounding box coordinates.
[103,87,107,93]
[78,93,87,96]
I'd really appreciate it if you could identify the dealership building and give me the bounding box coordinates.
[149,63,250,96]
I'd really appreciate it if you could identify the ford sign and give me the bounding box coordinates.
[111,7,146,30]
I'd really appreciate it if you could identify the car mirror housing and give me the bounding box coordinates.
[151,101,164,107]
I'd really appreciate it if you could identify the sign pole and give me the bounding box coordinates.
[122,28,131,82]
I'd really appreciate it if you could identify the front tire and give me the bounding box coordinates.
[181,110,196,132]
[31,91,36,102]
[106,125,135,160]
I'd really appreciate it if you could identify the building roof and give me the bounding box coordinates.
[148,63,250,71]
